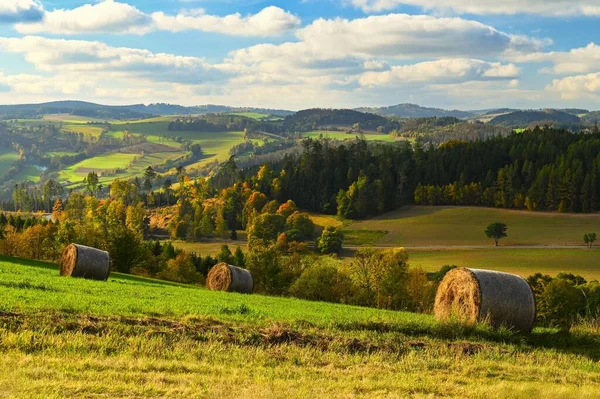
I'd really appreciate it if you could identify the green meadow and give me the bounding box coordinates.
[408,248,600,281]
[0,149,18,179]
[302,131,397,142]
[1,256,600,398]
[349,206,600,246]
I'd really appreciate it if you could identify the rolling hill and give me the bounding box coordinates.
[489,110,581,126]
[0,101,294,120]
[356,103,475,119]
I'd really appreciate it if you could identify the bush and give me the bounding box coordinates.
[157,253,204,284]
[316,226,343,254]
[537,279,585,331]
[289,261,355,304]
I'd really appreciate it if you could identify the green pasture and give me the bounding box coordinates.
[349,206,600,246]
[0,149,18,179]
[302,131,397,142]
[61,124,105,137]
[408,248,600,281]
[1,256,600,398]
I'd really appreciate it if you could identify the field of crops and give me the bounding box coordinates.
[349,206,600,246]
[1,255,599,398]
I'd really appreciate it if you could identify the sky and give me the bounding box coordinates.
[0,0,600,110]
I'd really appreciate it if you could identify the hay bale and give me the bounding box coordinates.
[60,244,110,281]
[434,268,535,332]
[206,263,253,294]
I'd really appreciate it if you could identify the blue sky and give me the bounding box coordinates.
[0,0,600,110]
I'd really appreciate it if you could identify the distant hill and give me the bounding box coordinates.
[356,103,474,119]
[283,108,398,132]
[559,108,589,115]
[489,110,581,127]
[581,111,600,125]
[0,101,151,120]
[0,101,295,120]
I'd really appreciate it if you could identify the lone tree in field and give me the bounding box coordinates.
[485,222,508,246]
[584,233,597,248]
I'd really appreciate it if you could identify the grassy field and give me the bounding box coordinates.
[408,248,600,281]
[302,131,397,142]
[62,124,105,138]
[1,256,600,398]
[59,153,138,182]
[229,112,270,119]
[173,241,247,256]
[349,206,600,246]
[0,148,18,179]
[42,114,113,124]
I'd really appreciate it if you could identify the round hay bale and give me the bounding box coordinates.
[206,263,253,294]
[60,244,110,281]
[434,268,535,332]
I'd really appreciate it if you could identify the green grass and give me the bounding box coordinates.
[2,256,600,398]
[341,229,388,246]
[46,151,79,157]
[42,114,112,124]
[59,153,138,182]
[229,112,270,119]
[408,248,600,281]
[302,131,397,142]
[61,124,105,137]
[348,206,600,246]
[10,164,42,183]
[173,241,247,256]
[0,148,18,179]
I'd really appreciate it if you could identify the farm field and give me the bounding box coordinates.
[0,149,18,179]
[173,240,247,256]
[349,206,600,246]
[407,248,600,281]
[42,114,113,124]
[1,256,600,398]
[59,153,138,182]
[302,131,397,142]
[61,124,105,138]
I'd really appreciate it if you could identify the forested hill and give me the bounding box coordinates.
[282,109,399,132]
[0,101,295,120]
[356,103,474,119]
[261,127,600,218]
[489,110,581,126]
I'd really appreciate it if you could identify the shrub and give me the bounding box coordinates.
[316,226,343,254]
[157,253,204,284]
[537,279,585,331]
[289,261,355,304]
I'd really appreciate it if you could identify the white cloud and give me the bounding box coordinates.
[15,0,151,34]
[152,6,301,36]
[358,59,521,86]
[15,1,300,36]
[0,36,224,84]
[507,43,600,75]
[0,0,43,23]
[547,73,600,99]
[349,0,600,16]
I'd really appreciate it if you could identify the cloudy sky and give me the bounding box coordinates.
[0,0,599,110]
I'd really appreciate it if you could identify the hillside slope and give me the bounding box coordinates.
[356,103,474,118]
[1,256,599,398]
[489,110,581,126]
